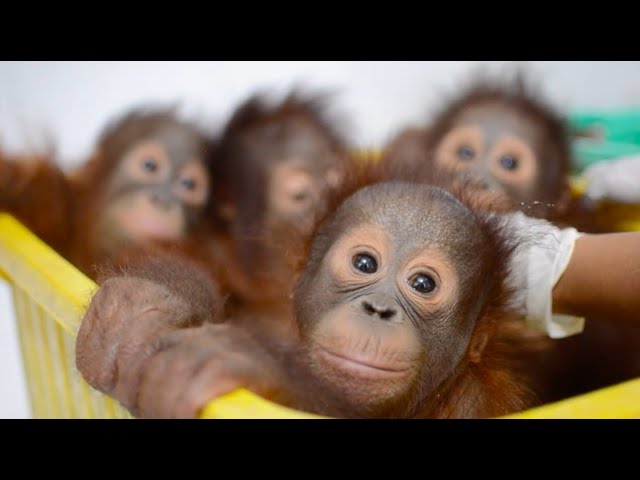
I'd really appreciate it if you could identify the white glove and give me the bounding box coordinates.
[502,211,585,339]
[583,154,640,204]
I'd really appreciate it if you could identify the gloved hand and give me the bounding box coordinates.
[502,211,585,339]
[583,154,640,204]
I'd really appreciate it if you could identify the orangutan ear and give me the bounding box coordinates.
[468,330,490,363]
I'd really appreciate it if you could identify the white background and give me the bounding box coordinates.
[2,61,640,418]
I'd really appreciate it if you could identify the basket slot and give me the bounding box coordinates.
[42,304,75,418]
[34,300,71,418]
[13,287,54,418]
[27,294,62,418]
[12,287,39,419]
[61,331,96,419]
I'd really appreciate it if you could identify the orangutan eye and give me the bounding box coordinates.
[409,273,436,294]
[142,158,158,172]
[180,177,196,191]
[352,254,378,274]
[291,190,309,202]
[457,145,475,160]
[499,155,519,170]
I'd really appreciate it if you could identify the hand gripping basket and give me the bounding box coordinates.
[0,213,321,419]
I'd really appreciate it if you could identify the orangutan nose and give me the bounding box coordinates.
[362,297,397,320]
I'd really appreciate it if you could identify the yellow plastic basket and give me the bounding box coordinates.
[1,211,639,419]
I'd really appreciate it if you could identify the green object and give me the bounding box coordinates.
[569,108,640,172]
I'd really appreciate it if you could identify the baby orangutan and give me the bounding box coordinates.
[199,90,351,304]
[384,73,574,221]
[76,160,548,419]
[0,107,212,277]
